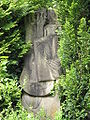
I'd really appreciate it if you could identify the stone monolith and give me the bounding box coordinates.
[20,9,61,119]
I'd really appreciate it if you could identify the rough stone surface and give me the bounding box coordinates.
[22,92,60,119]
[20,9,61,118]
[20,68,54,96]
[20,9,61,96]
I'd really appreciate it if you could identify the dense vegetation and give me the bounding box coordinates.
[0,0,90,120]
[56,0,90,119]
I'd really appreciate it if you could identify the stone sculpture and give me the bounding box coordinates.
[20,9,61,119]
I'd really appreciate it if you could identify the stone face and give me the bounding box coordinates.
[20,9,61,118]
[20,9,61,96]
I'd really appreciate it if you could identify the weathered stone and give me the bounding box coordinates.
[20,68,54,96]
[35,35,60,82]
[20,9,61,118]
[22,92,60,119]
[20,9,61,96]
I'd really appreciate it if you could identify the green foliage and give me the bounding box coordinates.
[58,20,76,68]
[0,0,90,119]
[0,56,21,118]
[54,108,63,120]
[1,105,51,120]
[0,0,52,119]
[55,0,90,119]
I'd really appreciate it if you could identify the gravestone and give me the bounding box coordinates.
[20,9,61,119]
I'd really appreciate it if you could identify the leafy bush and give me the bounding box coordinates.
[55,0,90,119]
[0,0,90,120]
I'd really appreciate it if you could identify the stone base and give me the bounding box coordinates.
[22,92,60,119]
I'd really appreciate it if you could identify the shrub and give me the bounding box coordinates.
[55,0,90,119]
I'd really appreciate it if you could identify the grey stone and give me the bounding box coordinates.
[20,9,61,96]
[20,9,61,118]
[20,68,54,96]
[35,35,60,82]
[22,92,60,119]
